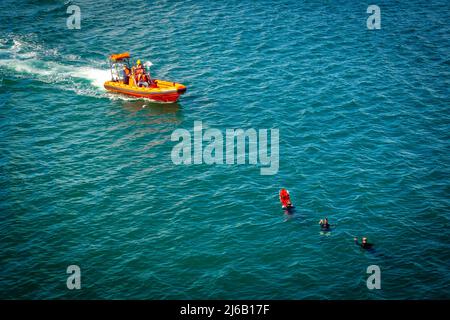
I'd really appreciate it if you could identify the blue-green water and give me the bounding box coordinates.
[1,0,449,299]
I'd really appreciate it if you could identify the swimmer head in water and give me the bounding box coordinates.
[319,217,330,229]
[355,237,373,249]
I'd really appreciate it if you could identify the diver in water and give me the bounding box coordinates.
[319,218,331,230]
[354,237,374,249]
[279,189,293,209]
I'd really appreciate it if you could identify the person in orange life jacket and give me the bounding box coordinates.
[134,59,145,83]
[144,68,157,88]
[122,65,131,85]
[138,73,150,87]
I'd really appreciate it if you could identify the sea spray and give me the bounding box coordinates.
[0,36,110,97]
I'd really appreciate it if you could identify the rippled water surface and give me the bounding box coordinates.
[0,0,449,299]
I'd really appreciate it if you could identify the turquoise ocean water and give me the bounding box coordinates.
[0,0,449,299]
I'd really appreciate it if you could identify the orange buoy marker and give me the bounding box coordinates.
[279,188,294,209]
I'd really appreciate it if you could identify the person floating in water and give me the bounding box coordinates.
[319,218,331,230]
[279,188,293,209]
[354,237,374,249]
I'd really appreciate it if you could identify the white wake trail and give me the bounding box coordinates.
[0,35,115,98]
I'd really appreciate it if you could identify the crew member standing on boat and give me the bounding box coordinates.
[134,59,145,84]
[122,65,131,85]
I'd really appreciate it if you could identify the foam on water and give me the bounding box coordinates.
[0,36,110,98]
[71,67,111,89]
[0,37,171,103]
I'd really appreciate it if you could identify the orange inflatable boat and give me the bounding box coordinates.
[104,52,186,103]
